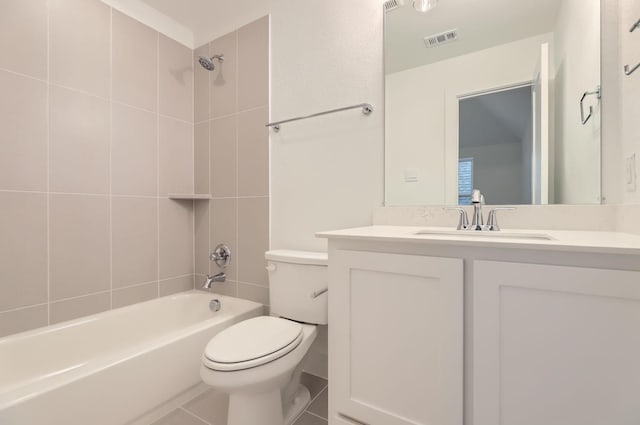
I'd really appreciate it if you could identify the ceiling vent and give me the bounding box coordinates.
[424,29,459,48]
[384,0,405,12]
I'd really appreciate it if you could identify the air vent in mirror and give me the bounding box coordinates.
[424,29,459,48]
[384,0,405,12]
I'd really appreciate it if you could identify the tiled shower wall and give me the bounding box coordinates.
[193,17,271,303]
[0,0,196,337]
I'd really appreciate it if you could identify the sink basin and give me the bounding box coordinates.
[414,229,555,241]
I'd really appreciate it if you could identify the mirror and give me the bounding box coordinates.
[384,0,602,206]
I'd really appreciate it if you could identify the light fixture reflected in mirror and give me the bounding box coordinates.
[413,0,438,12]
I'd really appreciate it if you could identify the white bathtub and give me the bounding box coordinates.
[0,291,263,425]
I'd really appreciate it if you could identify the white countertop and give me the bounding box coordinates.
[316,225,640,256]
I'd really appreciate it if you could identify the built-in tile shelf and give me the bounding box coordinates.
[168,194,212,200]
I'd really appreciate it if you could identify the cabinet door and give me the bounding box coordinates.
[474,261,640,425]
[330,250,463,425]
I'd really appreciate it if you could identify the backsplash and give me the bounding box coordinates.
[0,0,195,337]
[617,204,640,235]
[373,204,640,235]
[192,17,271,305]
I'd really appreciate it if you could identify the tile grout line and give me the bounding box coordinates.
[109,7,114,310]
[0,63,193,127]
[158,273,195,282]
[191,47,196,291]
[0,66,47,83]
[29,271,193,315]
[0,303,49,315]
[304,410,328,422]
[235,29,240,298]
[267,16,272,257]
[207,40,212,281]
[0,189,160,198]
[0,270,192,317]
[49,290,112,305]
[194,103,269,125]
[178,407,213,425]
[156,30,161,298]
[212,195,270,199]
[112,279,163,293]
[45,0,51,326]
[306,383,328,407]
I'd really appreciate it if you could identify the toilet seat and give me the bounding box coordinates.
[203,316,303,372]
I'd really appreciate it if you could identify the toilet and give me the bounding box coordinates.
[200,250,328,425]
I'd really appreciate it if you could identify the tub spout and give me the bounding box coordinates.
[203,272,226,289]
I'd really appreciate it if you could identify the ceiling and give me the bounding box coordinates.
[138,0,285,47]
[385,0,562,74]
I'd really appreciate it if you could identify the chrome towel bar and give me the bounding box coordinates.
[625,62,640,76]
[625,18,640,76]
[580,85,601,125]
[266,103,373,132]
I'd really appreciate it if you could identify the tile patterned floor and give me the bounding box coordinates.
[152,373,328,425]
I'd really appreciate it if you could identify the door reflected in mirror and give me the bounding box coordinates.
[458,85,534,205]
[384,0,602,206]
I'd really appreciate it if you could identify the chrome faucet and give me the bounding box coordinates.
[485,207,516,231]
[448,189,516,231]
[202,272,226,289]
[470,189,485,231]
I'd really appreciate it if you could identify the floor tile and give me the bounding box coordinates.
[301,372,328,401]
[307,387,328,419]
[183,389,228,425]
[151,409,208,425]
[293,412,327,425]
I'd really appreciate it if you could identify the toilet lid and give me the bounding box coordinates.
[203,316,303,371]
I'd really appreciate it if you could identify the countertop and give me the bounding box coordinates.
[317,225,640,256]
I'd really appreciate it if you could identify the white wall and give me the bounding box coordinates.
[385,33,551,206]
[267,0,385,378]
[620,0,640,204]
[552,0,602,204]
[269,0,385,253]
[601,0,623,204]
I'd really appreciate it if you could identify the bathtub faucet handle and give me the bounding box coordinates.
[210,244,231,269]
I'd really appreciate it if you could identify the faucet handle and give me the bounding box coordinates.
[447,207,469,230]
[486,207,516,231]
[210,244,231,269]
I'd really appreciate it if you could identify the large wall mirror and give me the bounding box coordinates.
[384,0,602,206]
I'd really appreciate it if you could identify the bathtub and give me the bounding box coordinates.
[0,291,263,425]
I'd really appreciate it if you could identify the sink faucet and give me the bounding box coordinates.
[448,189,516,231]
[470,189,485,231]
[202,272,226,290]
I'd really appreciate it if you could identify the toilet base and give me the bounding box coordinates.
[227,384,311,425]
[284,385,311,425]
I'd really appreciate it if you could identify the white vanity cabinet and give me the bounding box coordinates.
[329,250,464,425]
[321,226,640,425]
[473,261,640,425]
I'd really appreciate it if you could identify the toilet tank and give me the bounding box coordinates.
[265,250,328,325]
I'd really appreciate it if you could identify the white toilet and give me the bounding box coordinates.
[200,250,328,425]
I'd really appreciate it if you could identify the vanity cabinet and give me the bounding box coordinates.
[473,261,640,425]
[329,250,464,425]
[322,227,640,425]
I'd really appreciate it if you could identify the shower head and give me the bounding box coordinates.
[198,54,224,71]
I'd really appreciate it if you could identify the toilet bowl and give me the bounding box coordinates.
[200,250,328,425]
